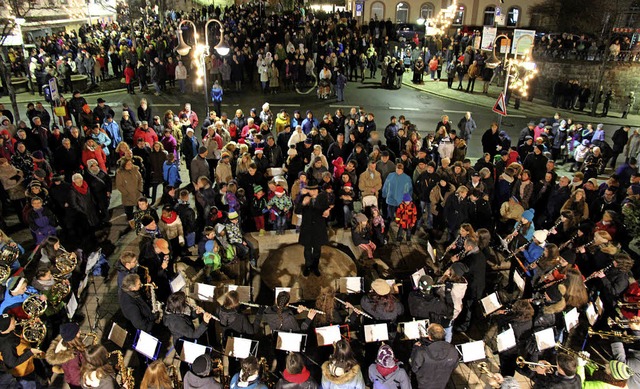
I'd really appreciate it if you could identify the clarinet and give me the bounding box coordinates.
[576,239,596,253]
[525,251,546,271]
[558,232,580,251]
[584,264,613,283]
[333,297,373,319]
[504,241,530,262]
[549,219,563,233]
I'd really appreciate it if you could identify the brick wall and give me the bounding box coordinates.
[534,60,640,111]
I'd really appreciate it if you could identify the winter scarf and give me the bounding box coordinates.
[283,366,311,383]
[73,181,89,195]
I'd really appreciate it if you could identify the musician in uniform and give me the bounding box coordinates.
[296,181,330,277]
[119,274,155,333]
[520,353,581,388]
[410,323,458,389]
[0,313,44,383]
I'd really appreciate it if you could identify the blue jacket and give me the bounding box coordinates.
[211,86,223,102]
[102,121,122,147]
[382,172,413,207]
[301,117,319,135]
[523,242,544,265]
[163,161,181,187]
[0,286,39,314]
[91,132,112,156]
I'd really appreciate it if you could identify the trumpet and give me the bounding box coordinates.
[617,301,640,310]
[288,304,325,315]
[555,342,607,370]
[607,316,640,328]
[588,327,640,343]
[516,356,557,372]
[334,297,373,319]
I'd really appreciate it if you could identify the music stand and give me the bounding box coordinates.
[363,323,389,343]
[225,285,251,303]
[180,340,213,364]
[66,293,78,320]
[224,337,259,359]
[410,268,427,289]
[315,325,342,346]
[496,325,517,353]
[133,330,162,361]
[513,269,526,292]
[456,340,486,363]
[275,286,301,304]
[108,322,128,348]
[171,273,186,293]
[564,307,579,332]
[480,293,502,316]
[337,277,363,294]
[398,320,429,340]
[275,332,307,353]
[195,283,216,302]
[534,328,556,351]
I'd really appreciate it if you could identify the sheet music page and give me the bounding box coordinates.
[85,251,101,275]
[78,276,89,296]
[315,325,342,346]
[535,328,556,351]
[227,285,238,291]
[66,293,78,319]
[497,326,517,352]
[364,324,389,343]
[343,277,362,293]
[135,331,159,359]
[480,293,502,315]
[459,340,486,362]
[513,270,526,291]
[171,273,186,293]
[426,241,435,262]
[586,302,599,326]
[276,332,304,352]
[196,283,215,301]
[232,337,253,359]
[564,307,579,332]
[181,341,210,364]
[411,268,427,288]
[402,320,428,340]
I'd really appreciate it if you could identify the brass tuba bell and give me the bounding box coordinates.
[54,248,77,278]
[0,263,10,284]
[22,294,48,318]
[0,244,20,264]
[19,318,47,345]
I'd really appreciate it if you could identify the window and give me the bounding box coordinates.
[371,2,384,20]
[452,5,465,25]
[483,6,495,26]
[396,2,409,24]
[507,7,520,27]
[420,3,434,20]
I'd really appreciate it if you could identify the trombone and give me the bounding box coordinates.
[588,327,640,343]
[608,316,640,329]
[555,342,607,370]
[516,356,557,373]
[617,301,640,310]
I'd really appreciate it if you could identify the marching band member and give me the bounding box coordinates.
[360,279,404,325]
[547,211,578,246]
[163,291,213,349]
[0,313,44,382]
[320,339,365,389]
[437,263,468,342]
[493,300,534,377]
[577,230,615,277]
[184,354,223,389]
[258,291,305,333]
[80,345,117,389]
[141,360,173,389]
[367,344,410,389]
[217,290,259,338]
[0,276,45,317]
[410,323,458,389]
[230,356,270,389]
[505,208,535,248]
[444,223,476,257]
[451,238,485,332]
[302,286,343,330]
[589,253,633,313]
[45,322,84,389]
[118,274,155,333]
[520,353,581,388]
[520,230,548,271]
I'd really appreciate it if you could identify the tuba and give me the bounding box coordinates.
[18,318,47,345]
[0,262,10,284]
[54,248,77,278]
[22,294,47,318]
[0,244,20,264]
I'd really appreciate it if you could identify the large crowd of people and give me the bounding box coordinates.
[0,3,639,389]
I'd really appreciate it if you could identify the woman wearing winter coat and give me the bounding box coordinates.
[367,345,411,389]
[162,153,181,188]
[81,139,108,173]
[268,62,280,94]
[115,157,143,223]
[69,173,100,229]
[149,141,167,203]
[276,352,318,389]
[46,323,84,389]
[321,339,365,389]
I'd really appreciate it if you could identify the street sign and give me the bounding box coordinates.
[49,77,59,101]
[355,3,363,16]
[493,92,507,116]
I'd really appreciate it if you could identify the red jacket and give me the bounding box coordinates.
[134,127,158,146]
[395,201,417,229]
[124,66,135,84]
[82,146,107,172]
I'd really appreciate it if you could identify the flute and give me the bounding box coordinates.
[333,297,373,319]
[241,302,268,309]
[288,304,326,315]
[185,301,221,322]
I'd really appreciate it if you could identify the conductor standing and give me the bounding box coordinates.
[297,181,330,277]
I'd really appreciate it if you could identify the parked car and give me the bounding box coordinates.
[396,23,425,42]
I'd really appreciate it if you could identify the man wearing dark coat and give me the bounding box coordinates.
[296,181,330,277]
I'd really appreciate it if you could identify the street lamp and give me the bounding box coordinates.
[176,18,229,115]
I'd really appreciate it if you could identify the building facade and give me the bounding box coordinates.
[353,0,533,29]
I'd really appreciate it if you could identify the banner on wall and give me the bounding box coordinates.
[481,27,497,51]
[511,29,536,56]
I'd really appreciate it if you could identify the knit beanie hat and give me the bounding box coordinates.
[192,354,213,377]
[609,360,633,381]
[7,277,26,294]
[376,344,397,368]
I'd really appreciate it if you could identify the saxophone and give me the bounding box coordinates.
[167,364,181,388]
[109,350,134,389]
[142,283,163,320]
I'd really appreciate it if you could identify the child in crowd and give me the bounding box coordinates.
[267,186,292,235]
[251,185,268,235]
[395,193,417,243]
[175,189,197,249]
[159,204,184,255]
[132,196,158,233]
[339,181,355,229]
[370,206,386,245]
[351,213,376,259]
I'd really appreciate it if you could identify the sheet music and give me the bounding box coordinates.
[85,250,101,275]
[426,241,435,262]
[231,337,253,359]
[364,324,389,343]
[534,328,555,351]
[171,273,186,293]
[227,285,238,291]
[135,331,160,359]
[497,326,517,352]
[480,293,502,316]
[66,293,78,319]
[411,268,427,289]
[196,283,215,302]
[586,302,599,326]
[513,270,526,292]
[401,320,428,340]
[107,323,128,348]
[340,277,362,293]
[77,275,89,296]
[564,307,579,332]
[457,340,486,362]
[276,332,304,352]
[181,340,210,364]
[315,325,341,346]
